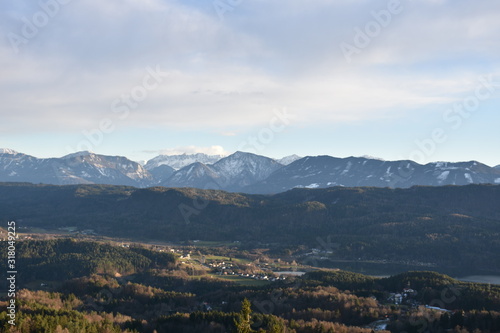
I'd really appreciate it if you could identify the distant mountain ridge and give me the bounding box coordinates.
[277,154,302,165]
[245,156,500,194]
[0,150,153,187]
[158,152,283,191]
[1,148,500,193]
[145,153,224,170]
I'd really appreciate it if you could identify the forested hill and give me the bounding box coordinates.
[1,183,500,272]
[0,238,176,281]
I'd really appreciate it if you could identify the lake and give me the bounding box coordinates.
[312,259,500,283]
[456,275,500,285]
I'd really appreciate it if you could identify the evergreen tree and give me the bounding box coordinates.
[234,298,253,333]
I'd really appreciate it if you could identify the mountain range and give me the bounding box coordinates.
[1,148,499,193]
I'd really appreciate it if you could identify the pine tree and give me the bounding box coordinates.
[234,298,253,333]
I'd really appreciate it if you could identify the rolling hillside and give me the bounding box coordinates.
[1,183,500,273]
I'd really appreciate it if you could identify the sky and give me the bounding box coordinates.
[1,0,499,166]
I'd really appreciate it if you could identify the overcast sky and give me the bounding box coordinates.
[1,0,499,166]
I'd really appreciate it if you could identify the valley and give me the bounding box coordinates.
[2,236,500,332]
[2,173,500,332]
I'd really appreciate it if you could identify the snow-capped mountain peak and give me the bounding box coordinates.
[244,155,500,194]
[360,155,385,161]
[162,162,222,189]
[161,151,283,191]
[62,151,94,159]
[2,149,500,193]
[145,153,224,170]
[211,151,283,189]
[1,150,153,187]
[0,148,20,155]
[277,154,302,165]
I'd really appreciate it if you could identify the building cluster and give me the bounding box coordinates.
[208,260,287,282]
[387,288,418,306]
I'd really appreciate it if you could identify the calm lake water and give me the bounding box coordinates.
[312,259,500,283]
[275,270,500,284]
[315,260,437,276]
[456,276,500,285]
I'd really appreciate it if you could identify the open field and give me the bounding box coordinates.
[209,274,272,287]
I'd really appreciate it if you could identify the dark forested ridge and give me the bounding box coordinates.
[1,183,500,273]
[0,239,176,282]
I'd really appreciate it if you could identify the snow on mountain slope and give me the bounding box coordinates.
[0,150,45,183]
[145,153,224,170]
[62,151,94,159]
[163,162,222,189]
[245,156,500,194]
[163,152,283,191]
[0,148,20,155]
[277,155,302,165]
[58,152,154,185]
[148,165,175,184]
[2,148,500,193]
[0,150,154,187]
[212,152,283,190]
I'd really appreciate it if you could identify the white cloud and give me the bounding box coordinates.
[347,1,500,66]
[1,0,500,137]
